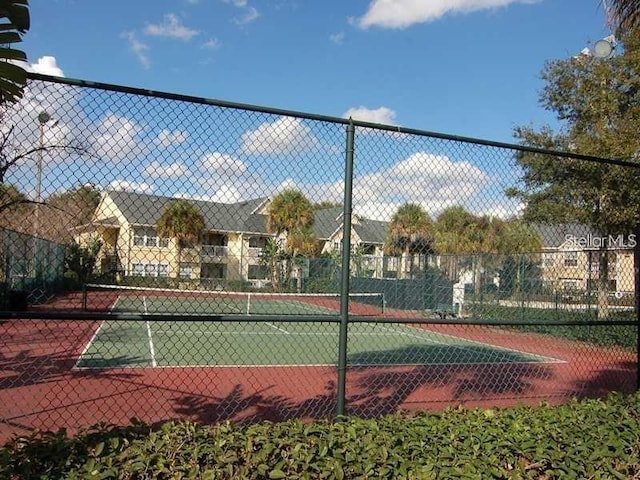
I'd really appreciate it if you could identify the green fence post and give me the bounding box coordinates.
[336,120,355,418]
[634,227,640,391]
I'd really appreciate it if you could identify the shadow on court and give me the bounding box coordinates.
[165,344,561,425]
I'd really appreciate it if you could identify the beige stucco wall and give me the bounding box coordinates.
[541,246,634,293]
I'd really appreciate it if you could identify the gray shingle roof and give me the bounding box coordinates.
[104,191,390,242]
[354,218,387,244]
[105,190,269,234]
[313,208,343,239]
[534,223,598,249]
[312,207,387,244]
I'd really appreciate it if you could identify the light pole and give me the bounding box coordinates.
[34,111,51,238]
[36,112,50,202]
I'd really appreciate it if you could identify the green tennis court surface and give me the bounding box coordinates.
[74,319,560,369]
[112,295,339,315]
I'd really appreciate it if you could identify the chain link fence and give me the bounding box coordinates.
[0,74,638,441]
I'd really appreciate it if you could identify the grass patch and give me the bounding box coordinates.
[2,392,640,479]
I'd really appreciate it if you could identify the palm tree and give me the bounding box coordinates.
[156,199,205,279]
[266,189,315,290]
[0,0,30,104]
[385,202,434,279]
[607,0,640,33]
[434,206,478,280]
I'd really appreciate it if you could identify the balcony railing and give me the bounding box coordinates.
[201,245,229,257]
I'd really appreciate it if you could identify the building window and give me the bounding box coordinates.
[133,228,168,248]
[144,264,157,277]
[385,257,399,271]
[562,279,579,292]
[131,262,169,277]
[249,237,262,248]
[179,264,193,279]
[248,264,269,280]
[564,251,578,267]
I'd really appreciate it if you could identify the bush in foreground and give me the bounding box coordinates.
[1,392,640,479]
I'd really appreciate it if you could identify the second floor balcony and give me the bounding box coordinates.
[201,245,229,258]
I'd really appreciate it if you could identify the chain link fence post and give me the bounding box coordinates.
[336,120,355,417]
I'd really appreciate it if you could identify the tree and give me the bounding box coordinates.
[266,189,316,291]
[608,0,640,33]
[509,28,640,316]
[435,206,542,294]
[385,202,434,279]
[64,237,102,288]
[0,0,29,104]
[156,200,205,279]
[313,201,341,211]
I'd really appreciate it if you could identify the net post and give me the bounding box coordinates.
[247,292,251,315]
[336,120,355,418]
[82,283,87,311]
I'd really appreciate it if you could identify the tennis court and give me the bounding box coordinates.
[73,284,563,370]
[73,317,561,369]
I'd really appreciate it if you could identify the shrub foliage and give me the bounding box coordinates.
[1,392,639,478]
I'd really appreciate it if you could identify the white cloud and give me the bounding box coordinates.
[143,161,188,178]
[289,151,490,221]
[200,152,247,173]
[109,180,154,194]
[25,56,65,77]
[155,129,188,147]
[210,185,243,203]
[233,6,260,25]
[354,152,490,219]
[330,32,345,45]
[144,13,199,40]
[354,0,539,29]
[223,0,248,6]
[202,38,221,49]
[241,117,320,155]
[343,106,397,125]
[90,114,146,162]
[122,31,151,69]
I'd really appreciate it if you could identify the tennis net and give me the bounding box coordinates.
[82,284,385,316]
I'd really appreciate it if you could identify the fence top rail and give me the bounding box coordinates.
[0,311,636,327]
[27,72,639,169]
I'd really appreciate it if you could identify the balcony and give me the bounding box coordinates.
[201,245,229,259]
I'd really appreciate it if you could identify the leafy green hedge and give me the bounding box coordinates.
[471,305,637,349]
[2,392,640,479]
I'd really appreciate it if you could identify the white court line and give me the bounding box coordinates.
[143,296,158,367]
[266,322,290,334]
[72,294,122,370]
[72,319,106,370]
[72,357,564,371]
[377,323,564,363]
[152,330,402,336]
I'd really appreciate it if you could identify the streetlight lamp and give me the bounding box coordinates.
[34,111,57,238]
[35,111,51,208]
[593,35,616,58]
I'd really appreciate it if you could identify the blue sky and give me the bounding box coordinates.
[11,0,613,221]
[23,0,612,142]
